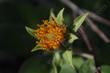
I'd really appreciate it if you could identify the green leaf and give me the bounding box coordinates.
[53,51,61,65]
[79,60,95,73]
[56,8,65,25]
[18,56,50,73]
[72,57,84,69]
[51,63,58,73]
[49,9,56,20]
[31,45,42,52]
[25,26,36,38]
[73,13,89,32]
[60,64,76,73]
[62,50,74,68]
[51,52,60,73]
[68,33,78,43]
[101,65,110,73]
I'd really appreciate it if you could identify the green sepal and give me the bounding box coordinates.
[25,26,36,38]
[56,8,65,25]
[49,9,56,20]
[31,45,42,52]
[68,33,78,44]
[73,13,89,32]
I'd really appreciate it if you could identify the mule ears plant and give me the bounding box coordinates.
[25,8,110,73]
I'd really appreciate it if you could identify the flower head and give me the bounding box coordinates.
[26,8,88,52]
[34,19,67,51]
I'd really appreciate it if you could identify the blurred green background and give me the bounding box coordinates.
[0,0,110,73]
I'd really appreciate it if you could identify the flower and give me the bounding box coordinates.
[34,19,67,51]
[26,8,88,52]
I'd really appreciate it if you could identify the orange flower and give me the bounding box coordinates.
[34,19,67,51]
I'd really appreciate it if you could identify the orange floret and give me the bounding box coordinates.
[34,19,67,51]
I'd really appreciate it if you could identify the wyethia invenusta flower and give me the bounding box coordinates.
[26,8,88,52]
[34,19,67,51]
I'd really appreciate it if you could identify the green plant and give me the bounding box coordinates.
[19,8,110,73]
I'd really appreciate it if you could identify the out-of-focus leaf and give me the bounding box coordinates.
[18,56,50,73]
[68,33,78,43]
[25,26,36,38]
[72,57,84,69]
[62,50,74,68]
[79,60,95,73]
[31,45,42,52]
[60,64,76,73]
[56,8,65,25]
[101,65,110,73]
[73,13,89,32]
